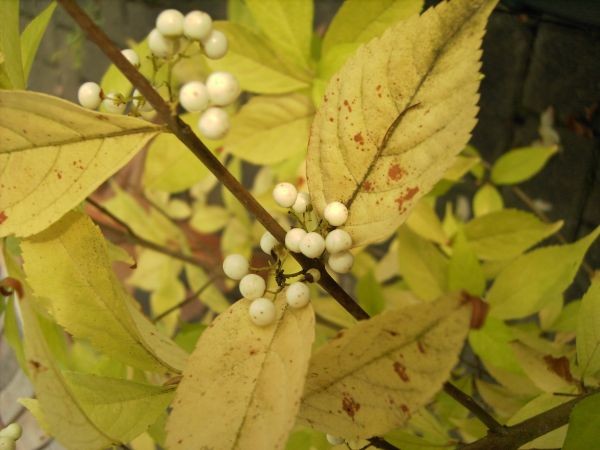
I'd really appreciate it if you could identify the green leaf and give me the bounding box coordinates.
[510,342,572,393]
[223,94,314,165]
[405,198,448,245]
[576,275,600,380]
[397,227,448,302]
[22,210,187,373]
[322,0,424,55]
[448,231,485,296]
[189,205,231,233]
[0,90,161,237]
[206,22,310,94]
[469,318,521,373]
[4,295,26,371]
[227,0,259,31]
[473,183,503,217]
[356,270,386,315]
[563,393,600,450]
[20,1,57,84]
[174,322,207,353]
[0,0,24,88]
[487,227,600,320]
[443,154,481,181]
[185,264,231,314]
[285,427,329,450]
[244,0,314,73]
[464,209,563,261]
[549,300,580,333]
[491,145,558,185]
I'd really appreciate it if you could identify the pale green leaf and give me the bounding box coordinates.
[22,210,187,373]
[166,297,315,450]
[473,183,503,217]
[356,270,386,315]
[128,250,182,292]
[20,1,57,84]
[223,94,314,165]
[4,295,26,371]
[469,318,521,373]
[185,264,230,314]
[443,154,481,181]
[307,0,498,246]
[448,231,485,296]
[0,90,161,237]
[285,427,329,450]
[206,22,309,94]
[189,205,231,233]
[464,209,562,260]
[322,0,424,55]
[299,294,471,440]
[405,198,448,245]
[0,0,24,88]
[549,300,580,333]
[19,398,50,433]
[510,342,572,393]
[227,0,259,32]
[576,276,600,379]
[397,227,448,302]
[491,145,558,185]
[488,227,600,320]
[563,393,600,450]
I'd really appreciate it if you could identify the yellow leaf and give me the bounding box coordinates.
[299,294,471,440]
[22,210,187,373]
[166,297,315,450]
[307,0,497,247]
[490,145,558,185]
[473,183,503,217]
[405,198,448,245]
[0,90,161,237]
[576,275,600,380]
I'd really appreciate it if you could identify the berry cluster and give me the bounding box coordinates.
[222,183,354,327]
[0,424,22,450]
[77,9,240,140]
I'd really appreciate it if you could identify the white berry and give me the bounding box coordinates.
[156,9,184,37]
[102,92,126,114]
[286,282,310,308]
[198,107,230,139]
[300,232,325,258]
[77,81,102,109]
[184,10,212,41]
[121,48,140,67]
[206,71,240,106]
[132,89,153,112]
[179,81,209,112]
[285,228,307,253]
[260,231,278,255]
[202,29,228,59]
[0,438,16,450]
[249,298,276,326]
[148,28,178,58]
[239,274,266,300]
[273,183,298,208]
[328,251,354,274]
[325,229,352,254]
[306,268,321,282]
[222,254,248,280]
[326,434,345,445]
[0,424,22,441]
[324,201,348,226]
[292,192,311,214]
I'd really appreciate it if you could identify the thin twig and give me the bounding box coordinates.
[442,382,505,434]
[153,275,221,322]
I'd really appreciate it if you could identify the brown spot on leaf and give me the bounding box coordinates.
[384,329,398,337]
[363,181,374,192]
[394,187,419,211]
[329,117,334,122]
[342,392,360,419]
[417,341,426,354]
[393,362,410,382]
[353,132,364,145]
[544,355,574,383]
[249,348,258,356]
[334,330,345,340]
[29,360,47,373]
[376,85,382,91]
[343,99,352,113]
[97,114,109,121]
[388,164,405,181]
[400,404,410,414]
[0,211,7,224]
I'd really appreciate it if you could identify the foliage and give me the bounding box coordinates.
[0,1,598,449]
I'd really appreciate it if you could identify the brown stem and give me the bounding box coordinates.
[443,382,505,433]
[368,437,401,450]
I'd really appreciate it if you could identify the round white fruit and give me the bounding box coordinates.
[102,92,126,114]
[0,424,22,440]
[222,254,248,280]
[179,81,209,112]
[273,183,298,208]
[328,251,354,274]
[239,274,266,300]
[198,107,230,139]
[183,10,212,41]
[325,229,352,254]
[260,231,279,255]
[206,71,240,106]
[292,192,311,214]
[326,434,345,445]
[249,298,276,326]
[148,28,178,57]
[121,48,140,67]
[300,232,325,258]
[156,9,184,37]
[202,29,228,59]
[285,228,307,253]
[324,201,348,227]
[286,282,310,308]
[77,81,102,110]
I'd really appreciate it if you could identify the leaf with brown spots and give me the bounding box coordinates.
[0,90,161,237]
[307,0,498,246]
[299,294,470,440]
[165,297,315,450]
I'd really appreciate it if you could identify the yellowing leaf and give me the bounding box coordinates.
[468,318,521,373]
[20,1,56,84]
[224,94,314,165]
[22,210,187,373]
[510,342,572,393]
[189,204,230,233]
[443,154,481,181]
[491,145,558,185]
[576,275,600,380]
[0,0,24,89]
[405,198,448,245]
[206,22,309,94]
[307,0,497,247]
[488,227,600,320]
[464,209,562,260]
[473,183,503,217]
[299,294,470,440]
[166,297,315,449]
[0,90,161,237]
